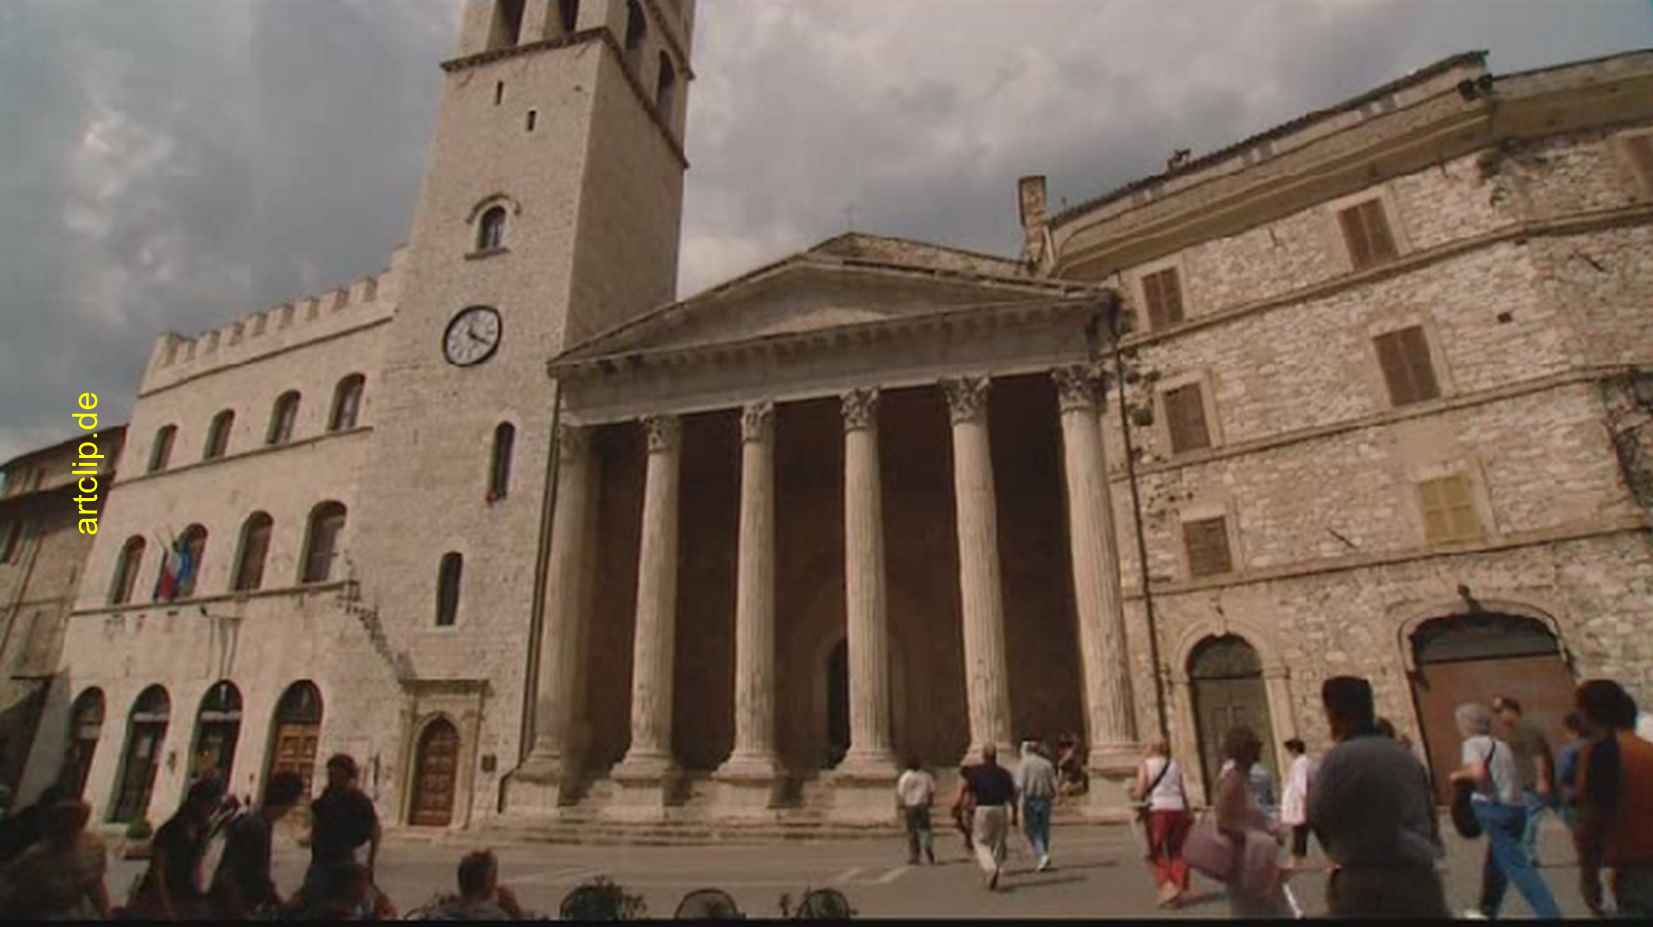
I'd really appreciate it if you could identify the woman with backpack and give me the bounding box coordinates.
[1130,739,1191,908]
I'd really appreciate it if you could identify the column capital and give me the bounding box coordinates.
[740,400,775,444]
[640,414,680,454]
[556,423,590,463]
[841,387,880,433]
[1051,364,1109,413]
[940,375,992,425]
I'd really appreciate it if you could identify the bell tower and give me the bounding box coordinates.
[353,0,694,824]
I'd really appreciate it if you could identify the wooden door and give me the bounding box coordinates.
[1411,654,1576,804]
[270,722,321,797]
[1192,676,1277,796]
[114,722,165,822]
[410,720,460,827]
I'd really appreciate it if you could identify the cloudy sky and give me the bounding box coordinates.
[1,0,1650,463]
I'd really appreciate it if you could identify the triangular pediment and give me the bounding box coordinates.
[556,234,1089,364]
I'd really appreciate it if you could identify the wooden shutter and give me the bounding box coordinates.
[1375,326,1440,406]
[1183,517,1233,577]
[1143,267,1184,329]
[1627,135,1653,192]
[1339,206,1372,269]
[1419,475,1481,544]
[1164,383,1211,454]
[1340,199,1397,270]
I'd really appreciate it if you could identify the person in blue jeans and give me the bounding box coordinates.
[1493,696,1556,865]
[1451,702,1561,920]
[1015,741,1058,872]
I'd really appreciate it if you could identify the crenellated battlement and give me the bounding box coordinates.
[140,248,406,394]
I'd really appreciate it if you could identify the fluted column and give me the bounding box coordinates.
[1052,365,1139,769]
[525,425,597,778]
[941,376,1014,762]
[720,401,781,777]
[615,414,681,778]
[839,387,897,775]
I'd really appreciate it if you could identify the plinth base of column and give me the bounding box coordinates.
[828,752,900,824]
[603,752,680,821]
[710,756,785,816]
[1086,742,1141,776]
[1077,742,1141,822]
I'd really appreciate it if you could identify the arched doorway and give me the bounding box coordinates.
[1408,611,1574,803]
[267,682,323,798]
[409,718,460,827]
[112,686,169,823]
[66,688,104,798]
[1189,635,1278,796]
[826,640,849,768]
[190,681,242,786]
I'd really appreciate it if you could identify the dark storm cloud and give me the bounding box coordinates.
[1,0,1648,462]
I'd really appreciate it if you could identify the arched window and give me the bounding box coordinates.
[190,680,243,785]
[489,422,515,500]
[267,391,301,446]
[301,502,347,583]
[436,552,463,626]
[624,0,646,68]
[66,688,104,797]
[477,206,507,252]
[112,685,170,823]
[109,536,145,605]
[148,425,177,472]
[656,52,676,115]
[203,410,234,460]
[558,0,580,33]
[157,524,208,601]
[233,512,273,592]
[329,374,366,432]
[268,681,324,797]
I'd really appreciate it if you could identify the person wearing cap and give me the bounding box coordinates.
[294,754,381,911]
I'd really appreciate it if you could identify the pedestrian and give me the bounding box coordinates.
[1573,679,1653,917]
[1449,701,1561,919]
[895,755,937,865]
[1306,676,1447,918]
[1218,755,1278,826]
[209,770,305,918]
[140,773,228,919]
[425,849,526,919]
[1130,739,1190,908]
[1055,733,1088,797]
[1492,695,1556,866]
[1016,740,1058,872]
[0,783,67,865]
[962,743,1017,891]
[1213,725,1291,918]
[1278,738,1316,869]
[949,766,976,855]
[1555,712,1588,834]
[294,754,381,911]
[0,797,110,919]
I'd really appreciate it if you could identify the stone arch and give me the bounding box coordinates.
[464,193,523,224]
[1391,595,1571,674]
[1166,616,1296,804]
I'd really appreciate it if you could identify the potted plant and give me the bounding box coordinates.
[121,817,154,860]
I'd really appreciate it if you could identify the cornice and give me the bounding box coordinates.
[70,579,352,619]
[114,425,373,490]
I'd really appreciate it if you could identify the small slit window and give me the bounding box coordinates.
[436,552,463,627]
[558,0,580,33]
[526,109,537,132]
[478,206,507,252]
[489,422,515,500]
[656,52,676,115]
[624,0,646,67]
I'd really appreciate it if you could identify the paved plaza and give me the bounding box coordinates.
[102,817,1591,918]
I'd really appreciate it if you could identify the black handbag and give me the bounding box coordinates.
[1451,741,1497,839]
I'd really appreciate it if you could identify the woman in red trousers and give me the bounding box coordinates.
[1131,740,1193,908]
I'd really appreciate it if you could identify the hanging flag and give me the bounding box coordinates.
[152,532,195,602]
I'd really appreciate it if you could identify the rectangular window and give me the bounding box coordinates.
[1141,266,1184,330]
[1418,474,1482,544]
[1183,517,1234,578]
[1337,198,1399,271]
[1163,383,1212,454]
[1374,325,1441,406]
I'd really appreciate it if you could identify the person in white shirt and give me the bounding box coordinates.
[1014,741,1059,872]
[894,756,936,865]
[1449,701,1560,920]
[1279,738,1316,867]
[1129,740,1191,908]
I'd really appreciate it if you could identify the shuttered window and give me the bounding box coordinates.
[1374,326,1441,406]
[1338,199,1399,270]
[1183,517,1234,578]
[1164,383,1212,454]
[1418,474,1482,544]
[1627,135,1653,193]
[1142,266,1184,329]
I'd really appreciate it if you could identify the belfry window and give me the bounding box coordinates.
[478,206,507,252]
[624,0,647,69]
[436,552,463,627]
[656,52,676,116]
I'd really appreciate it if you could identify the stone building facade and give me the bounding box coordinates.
[11,1,1653,832]
[0,426,125,806]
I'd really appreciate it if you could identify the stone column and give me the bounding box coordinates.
[522,425,596,782]
[614,414,681,780]
[940,376,1014,763]
[719,401,782,778]
[838,387,897,776]
[1052,365,1138,771]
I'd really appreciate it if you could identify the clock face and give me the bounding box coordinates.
[443,306,502,367]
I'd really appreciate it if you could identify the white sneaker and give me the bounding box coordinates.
[1461,909,1488,920]
[1037,855,1051,871]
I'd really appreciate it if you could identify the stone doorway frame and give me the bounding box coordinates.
[394,679,487,830]
[1167,617,1297,807]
